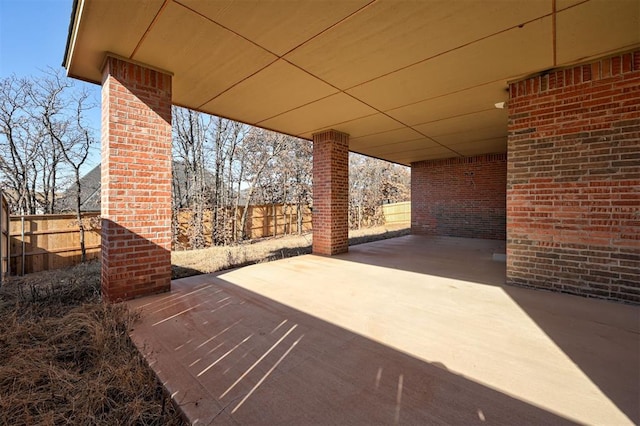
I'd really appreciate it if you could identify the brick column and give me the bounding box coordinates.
[312,130,349,255]
[507,49,640,303]
[101,56,172,301]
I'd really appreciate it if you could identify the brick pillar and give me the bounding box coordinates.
[507,49,640,303]
[101,56,172,301]
[312,130,349,255]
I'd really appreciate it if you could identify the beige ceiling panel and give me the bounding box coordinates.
[259,93,376,136]
[178,0,369,56]
[363,138,444,156]
[435,125,506,146]
[347,17,553,111]
[200,60,337,124]
[415,109,508,138]
[556,0,640,65]
[286,0,550,89]
[349,128,424,151]
[556,0,588,10]
[448,137,507,156]
[386,81,508,126]
[65,0,164,83]
[300,113,404,140]
[132,1,277,108]
[384,146,459,166]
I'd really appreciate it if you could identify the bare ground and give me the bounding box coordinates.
[0,224,408,425]
[172,223,410,278]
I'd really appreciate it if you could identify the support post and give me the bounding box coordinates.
[101,56,173,301]
[312,129,349,255]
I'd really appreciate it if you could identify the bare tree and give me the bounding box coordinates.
[209,117,245,245]
[349,154,410,229]
[173,107,210,249]
[280,138,312,235]
[168,104,408,249]
[29,70,97,261]
[0,73,80,215]
[237,128,286,240]
[0,76,37,213]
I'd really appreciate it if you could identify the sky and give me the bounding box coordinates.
[0,0,74,77]
[0,0,102,169]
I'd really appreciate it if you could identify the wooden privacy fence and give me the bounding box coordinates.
[6,204,311,273]
[5,201,407,275]
[175,204,312,249]
[0,191,8,283]
[382,201,411,224]
[9,213,101,276]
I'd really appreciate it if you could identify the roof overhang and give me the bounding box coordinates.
[64,0,640,165]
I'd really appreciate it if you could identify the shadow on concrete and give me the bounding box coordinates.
[340,234,639,424]
[129,275,577,425]
[170,227,410,281]
[502,285,640,424]
[335,234,506,287]
[262,227,412,267]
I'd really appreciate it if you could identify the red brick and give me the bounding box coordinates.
[312,130,349,255]
[411,154,506,240]
[507,49,640,304]
[101,57,172,302]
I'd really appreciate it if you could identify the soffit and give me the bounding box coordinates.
[284,0,551,90]
[178,0,371,56]
[556,0,640,64]
[65,0,640,166]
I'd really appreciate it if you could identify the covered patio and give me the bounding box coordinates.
[63,2,639,423]
[128,236,639,425]
[63,0,640,304]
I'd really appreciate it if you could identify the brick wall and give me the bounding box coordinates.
[507,50,640,303]
[313,130,349,255]
[101,57,173,301]
[411,154,507,240]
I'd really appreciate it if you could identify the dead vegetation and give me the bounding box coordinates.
[0,224,409,424]
[0,262,185,426]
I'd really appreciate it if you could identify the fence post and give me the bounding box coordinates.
[0,189,4,284]
[21,215,25,276]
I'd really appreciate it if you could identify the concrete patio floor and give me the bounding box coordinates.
[127,235,639,425]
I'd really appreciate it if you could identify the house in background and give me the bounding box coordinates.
[57,164,101,213]
[57,162,212,213]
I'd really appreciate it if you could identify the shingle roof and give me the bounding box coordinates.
[57,164,101,212]
[58,162,213,212]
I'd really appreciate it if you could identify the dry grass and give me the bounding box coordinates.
[0,262,185,426]
[0,224,409,424]
[172,223,410,278]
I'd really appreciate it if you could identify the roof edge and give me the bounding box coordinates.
[62,0,80,69]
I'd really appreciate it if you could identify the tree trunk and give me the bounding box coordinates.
[74,168,86,262]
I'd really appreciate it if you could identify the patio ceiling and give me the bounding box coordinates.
[64,0,640,165]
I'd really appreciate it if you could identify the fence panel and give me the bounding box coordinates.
[244,204,312,239]
[382,201,411,224]
[5,201,407,274]
[9,213,101,275]
[0,191,8,283]
[175,204,312,249]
